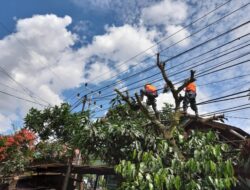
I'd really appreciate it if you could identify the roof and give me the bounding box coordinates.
[181,118,250,147]
[27,164,115,175]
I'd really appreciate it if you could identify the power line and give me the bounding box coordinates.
[0,81,31,96]
[92,34,250,100]
[200,95,249,106]
[82,57,250,115]
[200,103,250,116]
[73,2,249,103]
[90,88,250,116]
[73,18,250,108]
[75,0,233,89]
[72,25,248,110]
[197,59,250,78]
[226,115,250,120]
[0,66,51,106]
[0,20,72,101]
[198,73,250,86]
[115,34,250,93]
[91,49,250,100]
[205,106,250,116]
[0,89,47,107]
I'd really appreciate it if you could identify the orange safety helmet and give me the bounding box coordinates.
[145,84,157,93]
[186,82,196,92]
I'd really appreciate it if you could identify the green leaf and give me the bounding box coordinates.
[174,176,181,190]
[149,183,154,190]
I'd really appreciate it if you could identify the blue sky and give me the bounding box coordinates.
[0,0,249,134]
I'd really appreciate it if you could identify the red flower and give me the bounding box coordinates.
[6,137,15,146]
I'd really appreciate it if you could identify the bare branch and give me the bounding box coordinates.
[134,93,170,137]
[157,61,177,97]
[114,89,134,108]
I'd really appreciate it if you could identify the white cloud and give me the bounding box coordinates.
[141,0,187,26]
[0,14,86,133]
[71,0,158,24]
[82,24,157,74]
[86,62,115,83]
[0,15,159,133]
[72,0,112,9]
[156,92,175,110]
[165,25,191,47]
[0,114,17,134]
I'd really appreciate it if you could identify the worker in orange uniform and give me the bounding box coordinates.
[140,83,159,117]
[183,80,198,116]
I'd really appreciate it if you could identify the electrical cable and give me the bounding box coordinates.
[91,89,250,116]
[200,103,250,116]
[73,0,233,90]
[0,21,69,97]
[0,66,51,106]
[0,89,47,107]
[226,115,250,120]
[91,50,250,100]
[72,2,250,105]
[73,18,250,108]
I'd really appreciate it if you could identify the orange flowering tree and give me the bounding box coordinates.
[0,129,36,176]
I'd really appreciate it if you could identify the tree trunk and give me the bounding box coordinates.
[62,157,73,190]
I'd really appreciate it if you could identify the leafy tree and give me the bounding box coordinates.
[33,141,68,164]
[104,55,240,189]
[67,99,239,189]
[25,103,89,143]
[70,103,166,165]
[115,130,237,190]
[24,103,91,190]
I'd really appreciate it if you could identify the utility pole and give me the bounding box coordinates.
[81,95,87,112]
[62,95,87,190]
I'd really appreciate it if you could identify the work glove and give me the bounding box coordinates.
[190,70,196,81]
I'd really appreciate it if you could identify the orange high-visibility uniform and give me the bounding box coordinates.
[186,82,196,92]
[145,84,157,93]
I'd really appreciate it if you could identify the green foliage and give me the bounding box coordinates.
[0,149,30,176]
[71,104,170,164]
[24,103,91,165]
[22,101,239,190]
[25,103,90,142]
[33,141,68,164]
[115,130,238,190]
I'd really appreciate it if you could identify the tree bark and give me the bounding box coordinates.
[62,157,73,190]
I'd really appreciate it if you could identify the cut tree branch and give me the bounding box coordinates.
[156,57,178,100]
[184,114,225,123]
[115,89,185,160]
[134,93,171,138]
[115,89,136,109]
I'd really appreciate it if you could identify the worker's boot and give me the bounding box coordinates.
[179,95,184,103]
[183,109,187,116]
